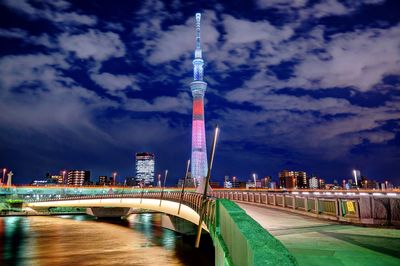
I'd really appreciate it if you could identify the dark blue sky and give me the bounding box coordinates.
[0,0,399,185]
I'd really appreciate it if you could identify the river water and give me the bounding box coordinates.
[0,214,214,266]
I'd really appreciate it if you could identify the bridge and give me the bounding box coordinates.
[2,187,400,266]
[22,190,297,266]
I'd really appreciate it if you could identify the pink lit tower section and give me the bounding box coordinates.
[190,13,208,192]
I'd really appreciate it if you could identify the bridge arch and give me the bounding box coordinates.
[26,194,209,230]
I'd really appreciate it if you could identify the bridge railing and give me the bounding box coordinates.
[210,190,363,222]
[210,190,400,226]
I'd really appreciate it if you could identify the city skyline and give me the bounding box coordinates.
[0,0,399,185]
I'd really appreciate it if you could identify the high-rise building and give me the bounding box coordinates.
[297,172,308,188]
[67,170,90,186]
[279,170,307,189]
[309,176,319,189]
[190,13,208,192]
[135,152,155,186]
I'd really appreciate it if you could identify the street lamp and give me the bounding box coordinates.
[253,173,257,188]
[112,172,117,186]
[2,168,6,184]
[232,176,236,188]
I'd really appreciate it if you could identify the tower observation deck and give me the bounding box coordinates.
[190,13,208,192]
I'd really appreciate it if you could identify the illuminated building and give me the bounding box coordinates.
[51,175,63,184]
[309,176,319,189]
[190,13,208,192]
[67,170,90,186]
[98,175,109,185]
[279,170,307,189]
[135,152,155,186]
[262,176,271,188]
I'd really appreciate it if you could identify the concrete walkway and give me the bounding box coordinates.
[237,202,400,266]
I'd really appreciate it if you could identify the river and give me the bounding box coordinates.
[0,214,214,266]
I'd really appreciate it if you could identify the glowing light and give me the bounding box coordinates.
[373,193,382,196]
[387,193,397,196]
[302,192,309,195]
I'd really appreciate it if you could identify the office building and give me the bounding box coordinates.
[135,152,155,186]
[309,176,319,189]
[279,170,307,189]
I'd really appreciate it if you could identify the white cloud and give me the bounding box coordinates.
[256,0,308,9]
[0,28,28,39]
[223,15,293,44]
[58,30,125,61]
[124,92,191,114]
[145,10,219,64]
[291,24,400,90]
[91,72,137,91]
[2,0,97,26]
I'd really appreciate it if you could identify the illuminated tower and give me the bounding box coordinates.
[191,13,208,192]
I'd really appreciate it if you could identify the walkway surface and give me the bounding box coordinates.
[237,203,400,266]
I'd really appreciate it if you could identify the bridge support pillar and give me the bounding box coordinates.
[315,198,319,214]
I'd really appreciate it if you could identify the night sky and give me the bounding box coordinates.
[0,0,399,185]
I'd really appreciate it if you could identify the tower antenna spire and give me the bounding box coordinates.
[195,13,201,51]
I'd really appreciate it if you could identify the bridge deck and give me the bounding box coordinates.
[237,203,400,266]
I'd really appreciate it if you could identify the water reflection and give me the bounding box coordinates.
[0,214,214,266]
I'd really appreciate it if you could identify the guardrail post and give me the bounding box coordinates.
[273,194,277,206]
[282,195,286,208]
[315,198,319,214]
[336,199,340,217]
[292,195,296,210]
[304,197,308,211]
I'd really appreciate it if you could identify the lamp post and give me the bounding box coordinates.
[159,169,168,207]
[232,176,236,188]
[195,125,219,248]
[112,172,117,186]
[2,168,6,185]
[253,173,257,188]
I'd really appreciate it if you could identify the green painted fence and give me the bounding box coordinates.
[209,199,297,266]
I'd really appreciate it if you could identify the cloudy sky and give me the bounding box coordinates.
[0,0,399,185]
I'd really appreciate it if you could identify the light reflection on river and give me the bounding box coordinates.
[0,214,214,266]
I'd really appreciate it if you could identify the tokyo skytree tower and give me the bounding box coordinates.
[190,13,208,192]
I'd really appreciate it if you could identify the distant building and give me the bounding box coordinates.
[209,181,220,188]
[269,181,277,189]
[125,176,140,187]
[262,176,271,188]
[177,177,196,188]
[98,175,110,186]
[309,176,319,189]
[51,175,63,184]
[224,180,232,188]
[135,152,155,186]
[279,170,307,189]
[67,170,90,186]
[31,179,52,186]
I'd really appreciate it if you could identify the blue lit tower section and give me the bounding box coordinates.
[190,13,208,191]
